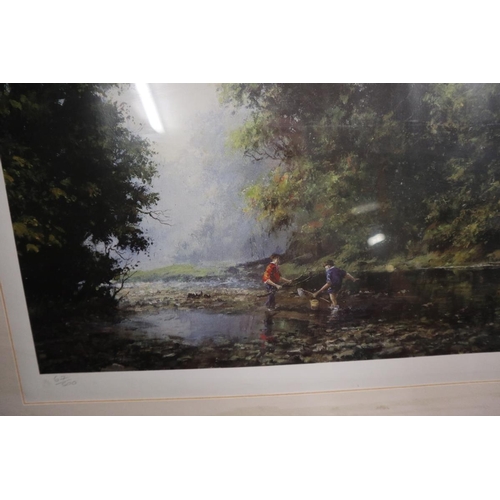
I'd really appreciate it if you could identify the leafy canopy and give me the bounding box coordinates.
[1,83,161,305]
[220,83,500,266]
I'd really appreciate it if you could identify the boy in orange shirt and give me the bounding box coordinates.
[262,254,292,310]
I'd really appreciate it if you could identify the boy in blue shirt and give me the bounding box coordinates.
[313,260,358,310]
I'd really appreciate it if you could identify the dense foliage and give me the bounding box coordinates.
[219,83,500,266]
[1,83,160,307]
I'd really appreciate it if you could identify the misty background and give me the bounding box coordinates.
[113,84,288,270]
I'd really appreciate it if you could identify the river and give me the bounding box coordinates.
[34,267,500,373]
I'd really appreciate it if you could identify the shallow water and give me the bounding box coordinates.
[117,310,265,342]
[107,299,500,372]
[124,275,262,291]
[116,308,328,344]
[35,267,500,373]
[120,266,500,340]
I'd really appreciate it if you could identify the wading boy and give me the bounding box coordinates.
[313,260,358,311]
[262,254,292,310]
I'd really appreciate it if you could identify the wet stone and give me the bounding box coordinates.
[399,333,417,341]
[379,347,405,357]
[342,342,357,348]
[337,349,355,359]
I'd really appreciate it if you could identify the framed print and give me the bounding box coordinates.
[2,83,500,404]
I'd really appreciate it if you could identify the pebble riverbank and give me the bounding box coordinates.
[33,278,500,373]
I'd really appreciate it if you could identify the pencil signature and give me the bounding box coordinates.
[54,375,77,387]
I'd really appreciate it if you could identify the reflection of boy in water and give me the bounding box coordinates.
[313,260,358,311]
[262,254,292,310]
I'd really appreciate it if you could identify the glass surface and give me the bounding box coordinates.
[2,83,500,376]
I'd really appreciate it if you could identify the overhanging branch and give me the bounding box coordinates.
[138,208,171,225]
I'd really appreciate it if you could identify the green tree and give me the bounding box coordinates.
[1,83,161,307]
[220,84,427,260]
[422,83,500,262]
[220,83,500,266]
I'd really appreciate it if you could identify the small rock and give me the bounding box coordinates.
[343,342,357,348]
[338,349,355,359]
[379,347,404,357]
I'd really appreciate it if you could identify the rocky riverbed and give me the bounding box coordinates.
[34,276,500,374]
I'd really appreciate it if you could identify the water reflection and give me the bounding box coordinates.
[117,310,263,342]
[259,314,276,356]
[38,267,500,373]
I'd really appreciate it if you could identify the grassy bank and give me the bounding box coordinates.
[128,264,225,283]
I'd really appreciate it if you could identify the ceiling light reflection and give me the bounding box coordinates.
[351,202,380,215]
[135,83,164,133]
[368,233,386,246]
